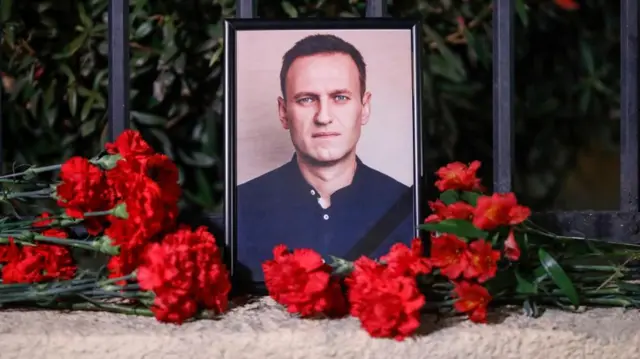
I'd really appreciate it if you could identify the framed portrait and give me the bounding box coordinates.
[224,18,423,293]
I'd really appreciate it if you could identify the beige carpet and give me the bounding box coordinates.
[1,297,639,359]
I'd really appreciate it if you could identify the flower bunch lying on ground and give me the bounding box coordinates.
[3,130,640,341]
[0,130,230,324]
[262,160,640,341]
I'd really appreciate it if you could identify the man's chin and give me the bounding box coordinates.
[302,152,352,167]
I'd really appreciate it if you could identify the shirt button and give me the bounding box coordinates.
[323,214,329,220]
[310,189,316,196]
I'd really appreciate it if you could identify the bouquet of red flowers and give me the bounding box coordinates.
[261,161,640,341]
[2,130,640,342]
[0,130,230,324]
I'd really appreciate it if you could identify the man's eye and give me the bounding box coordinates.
[297,97,313,104]
[335,95,349,101]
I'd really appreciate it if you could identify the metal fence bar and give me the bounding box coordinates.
[237,0,256,18]
[365,0,387,17]
[107,0,130,141]
[0,44,3,169]
[492,0,514,193]
[620,0,639,212]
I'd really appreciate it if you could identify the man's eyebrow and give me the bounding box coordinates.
[293,92,318,99]
[330,89,353,96]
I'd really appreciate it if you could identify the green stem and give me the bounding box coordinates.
[0,218,82,231]
[520,224,640,250]
[565,265,629,273]
[0,164,62,180]
[0,210,113,231]
[47,301,223,320]
[83,209,114,217]
[1,188,53,200]
[0,274,137,304]
[0,233,107,253]
[519,225,593,242]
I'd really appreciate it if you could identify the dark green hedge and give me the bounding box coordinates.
[1,0,622,211]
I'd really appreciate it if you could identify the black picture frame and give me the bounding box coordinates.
[223,17,424,295]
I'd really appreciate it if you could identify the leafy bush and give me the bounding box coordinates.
[1,0,622,212]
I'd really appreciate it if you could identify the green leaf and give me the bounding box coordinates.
[177,149,215,167]
[515,270,537,294]
[538,248,580,307]
[53,33,88,59]
[194,168,214,207]
[419,219,488,239]
[59,64,77,85]
[197,38,219,53]
[208,45,223,67]
[533,265,548,284]
[149,128,174,159]
[579,88,592,114]
[460,191,480,206]
[1,0,12,23]
[490,232,501,247]
[439,190,459,204]
[131,111,167,126]
[281,1,298,17]
[29,90,41,118]
[43,81,56,108]
[80,117,98,137]
[67,87,78,116]
[483,269,515,295]
[328,255,354,276]
[515,0,529,28]
[579,40,595,75]
[182,189,210,208]
[134,20,154,39]
[80,97,95,122]
[78,3,93,28]
[424,25,466,82]
[509,231,530,261]
[45,106,58,128]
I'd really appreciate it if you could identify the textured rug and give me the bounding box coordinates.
[1,297,639,359]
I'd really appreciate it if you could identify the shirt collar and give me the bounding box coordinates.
[283,153,366,200]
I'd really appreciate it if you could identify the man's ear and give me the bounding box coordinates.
[360,91,372,126]
[277,96,289,130]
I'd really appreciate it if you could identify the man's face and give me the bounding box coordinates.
[278,53,371,165]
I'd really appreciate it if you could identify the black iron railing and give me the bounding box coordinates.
[107,0,131,142]
[1,0,638,243]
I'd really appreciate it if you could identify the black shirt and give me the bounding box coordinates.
[236,154,415,281]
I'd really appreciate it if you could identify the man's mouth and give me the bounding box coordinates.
[312,132,340,138]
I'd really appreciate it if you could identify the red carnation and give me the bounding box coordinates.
[56,157,115,235]
[463,239,501,283]
[105,129,155,159]
[504,230,521,261]
[434,160,485,192]
[105,218,152,281]
[1,224,76,284]
[137,226,231,324]
[380,238,432,277]
[429,233,469,280]
[425,200,475,223]
[346,257,425,341]
[104,162,180,278]
[453,281,492,323]
[262,245,347,318]
[472,192,531,231]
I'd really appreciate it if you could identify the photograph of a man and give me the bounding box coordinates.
[233,30,418,281]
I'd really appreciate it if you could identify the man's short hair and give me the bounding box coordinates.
[279,34,367,100]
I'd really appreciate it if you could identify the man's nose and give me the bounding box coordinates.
[314,99,333,125]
